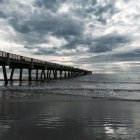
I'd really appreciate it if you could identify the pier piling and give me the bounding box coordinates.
[28,69,32,81]
[10,68,14,81]
[19,68,23,82]
[36,69,38,80]
[2,65,8,85]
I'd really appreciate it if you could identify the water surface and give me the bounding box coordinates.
[0,74,140,140]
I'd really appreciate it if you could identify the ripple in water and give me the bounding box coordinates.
[0,100,140,139]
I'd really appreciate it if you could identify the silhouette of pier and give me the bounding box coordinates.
[0,51,92,85]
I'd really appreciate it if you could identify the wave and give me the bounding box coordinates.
[0,74,140,101]
[0,86,140,101]
[1,86,140,92]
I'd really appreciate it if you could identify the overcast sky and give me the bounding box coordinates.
[0,0,140,73]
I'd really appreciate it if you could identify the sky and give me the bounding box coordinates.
[0,0,140,73]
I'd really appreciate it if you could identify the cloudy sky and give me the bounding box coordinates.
[0,0,140,73]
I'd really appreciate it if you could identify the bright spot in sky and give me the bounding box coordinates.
[58,3,70,13]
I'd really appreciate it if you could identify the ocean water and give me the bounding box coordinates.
[0,74,140,140]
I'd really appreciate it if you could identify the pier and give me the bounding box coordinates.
[0,51,92,85]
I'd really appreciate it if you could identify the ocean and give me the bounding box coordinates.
[0,73,140,140]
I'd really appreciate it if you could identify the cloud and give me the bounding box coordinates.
[90,33,131,53]
[92,2,118,24]
[33,0,66,12]
[0,11,6,18]
[0,0,140,72]
[7,7,84,46]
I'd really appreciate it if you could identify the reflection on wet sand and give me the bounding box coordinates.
[0,98,140,140]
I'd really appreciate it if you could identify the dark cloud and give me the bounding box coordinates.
[94,3,119,24]
[71,0,118,24]
[62,35,91,49]
[112,50,140,61]
[0,0,4,3]
[24,44,58,55]
[33,0,66,11]
[77,49,140,64]
[62,33,131,54]
[90,34,131,53]
[33,48,56,55]
[0,11,6,18]
[8,10,84,45]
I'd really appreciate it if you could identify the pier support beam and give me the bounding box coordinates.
[68,71,70,77]
[41,70,42,79]
[60,70,62,79]
[47,69,49,79]
[41,69,43,80]
[2,65,8,85]
[49,70,51,79]
[36,69,38,80]
[53,69,57,79]
[53,70,55,79]
[19,68,23,82]
[28,69,32,81]
[41,69,46,80]
[65,71,67,78]
[44,70,46,80]
[10,68,15,81]
[55,70,57,79]
[40,69,46,80]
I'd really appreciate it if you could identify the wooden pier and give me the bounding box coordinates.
[0,51,92,85]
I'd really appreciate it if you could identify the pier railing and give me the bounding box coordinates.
[0,51,92,85]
